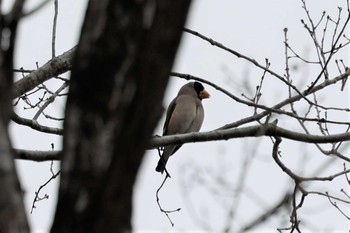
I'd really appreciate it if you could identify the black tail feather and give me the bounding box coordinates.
[155,158,167,174]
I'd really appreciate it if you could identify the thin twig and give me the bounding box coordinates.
[30,169,61,214]
[32,81,68,121]
[183,28,318,107]
[52,0,58,58]
[155,175,181,227]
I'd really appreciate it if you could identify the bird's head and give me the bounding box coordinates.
[193,81,210,100]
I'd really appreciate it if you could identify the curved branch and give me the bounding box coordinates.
[12,113,63,135]
[183,28,313,105]
[219,69,350,129]
[171,72,350,126]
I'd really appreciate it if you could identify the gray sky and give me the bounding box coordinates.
[9,0,350,232]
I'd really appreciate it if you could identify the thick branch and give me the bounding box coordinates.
[12,46,75,98]
[150,123,350,149]
[14,149,60,161]
[12,113,63,135]
[18,123,350,162]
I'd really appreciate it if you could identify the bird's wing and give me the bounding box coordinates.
[190,101,204,132]
[166,95,201,135]
[163,97,177,136]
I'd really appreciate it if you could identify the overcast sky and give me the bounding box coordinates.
[8,0,350,232]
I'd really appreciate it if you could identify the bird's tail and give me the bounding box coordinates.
[156,145,176,174]
[155,157,167,174]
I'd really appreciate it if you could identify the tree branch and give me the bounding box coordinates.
[12,46,75,99]
[12,112,63,135]
[20,123,350,162]
[14,149,60,161]
[219,68,350,130]
[149,123,350,149]
[183,28,315,106]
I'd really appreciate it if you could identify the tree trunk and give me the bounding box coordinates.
[0,1,29,232]
[51,0,191,232]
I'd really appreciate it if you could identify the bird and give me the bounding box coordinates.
[155,81,210,174]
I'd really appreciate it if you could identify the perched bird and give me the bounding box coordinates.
[156,81,210,174]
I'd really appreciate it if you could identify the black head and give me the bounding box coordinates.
[193,81,204,96]
[177,81,210,100]
[193,81,210,100]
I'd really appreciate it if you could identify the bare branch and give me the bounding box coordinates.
[183,28,315,106]
[149,123,350,150]
[219,68,350,129]
[51,0,58,58]
[30,169,61,214]
[32,81,68,121]
[12,46,75,98]
[16,121,350,162]
[304,2,350,92]
[156,175,180,227]
[12,112,63,135]
[14,149,60,161]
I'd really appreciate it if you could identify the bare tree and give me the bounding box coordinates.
[2,0,191,232]
[3,0,350,232]
[159,1,350,232]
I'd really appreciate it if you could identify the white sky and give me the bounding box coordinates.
[7,0,350,232]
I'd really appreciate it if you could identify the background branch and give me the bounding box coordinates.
[12,46,75,99]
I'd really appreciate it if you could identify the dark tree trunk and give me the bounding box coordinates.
[51,0,191,232]
[0,1,29,232]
